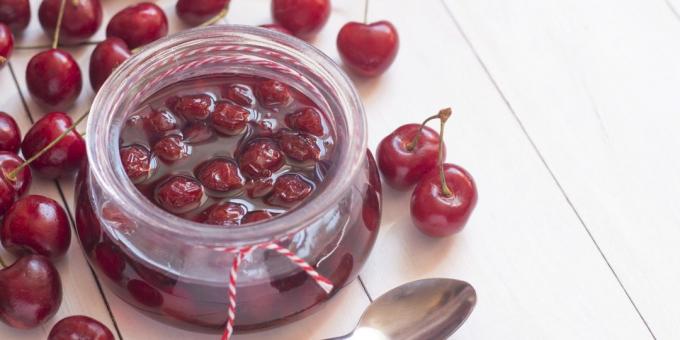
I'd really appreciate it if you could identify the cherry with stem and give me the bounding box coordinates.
[376,108,446,190]
[410,107,478,237]
[6,111,88,182]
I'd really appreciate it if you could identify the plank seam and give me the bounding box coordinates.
[357,275,373,302]
[7,62,125,340]
[438,1,657,339]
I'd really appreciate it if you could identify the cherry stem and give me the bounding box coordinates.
[437,108,453,197]
[6,111,89,181]
[406,114,440,151]
[0,255,6,268]
[200,3,230,27]
[52,0,68,49]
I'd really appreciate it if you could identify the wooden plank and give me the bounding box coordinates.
[443,0,680,337]
[355,0,654,339]
[0,63,118,339]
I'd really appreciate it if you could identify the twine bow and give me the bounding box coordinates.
[222,242,334,340]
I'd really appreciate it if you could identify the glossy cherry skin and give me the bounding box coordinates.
[337,21,399,77]
[89,37,131,91]
[0,111,20,152]
[271,0,330,39]
[21,112,86,179]
[120,144,153,183]
[154,175,204,214]
[2,195,71,259]
[0,255,62,329]
[106,3,168,49]
[242,210,275,224]
[0,0,30,32]
[26,49,83,109]
[198,202,247,226]
[259,23,292,35]
[212,101,249,135]
[266,173,313,207]
[376,124,443,190]
[48,315,114,340]
[0,23,13,67]
[0,176,16,217]
[0,152,31,197]
[196,158,243,193]
[278,131,320,162]
[285,107,324,136]
[410,164,477,237]
[238,139,284,178]
[38,0,103,44]
[176,0,229,26]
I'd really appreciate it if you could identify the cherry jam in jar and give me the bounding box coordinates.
[75,26,381,332]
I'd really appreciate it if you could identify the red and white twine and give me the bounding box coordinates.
[221,242,334,340]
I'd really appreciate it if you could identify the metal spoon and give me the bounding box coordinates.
[326,278,476,340]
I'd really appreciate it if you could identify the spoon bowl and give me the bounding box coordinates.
[329,278,476,340]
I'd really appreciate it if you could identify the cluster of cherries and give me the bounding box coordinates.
[377,108,478,237]
[0,0,401,338]
[0,110,111,338]
[1,0,400,110]
[119,74,333,226]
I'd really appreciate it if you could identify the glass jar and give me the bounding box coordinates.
[75,25,381,332]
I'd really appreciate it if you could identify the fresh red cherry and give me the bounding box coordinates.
[26,49,83,109]
[271,0,330,39]
[120,144,153,182]
[176,0,230,26]
[146,109,178,135]
[337,21,399,77]
[222,84,254,107]
[285,107,324,136]
[21,112,86,179]
[0,23,13,67]
[411,164,477,237]
[377,124,443,190]
[1,195,70,259]
[211,101,249,135]
[238,139,284,178]
[38,0,103,44]
[0,176,16,216]
[106,3,168,49]
[0,152,32,196]
[242,210,275,224]
[196,158,243,193]
[198,202,247,226]
[155,175,204,214]
[410,109,477,237]
[259,23,292,35]
[256,79,292,108]
[278,130,320,162]
[0,255,62,329]
[89,37,132,91]
[168,94,213,121]
[153,135,188,162]
[48,315,114,340]
[0,0,30,32]
[0,111,20,152]
[266,173,313,206]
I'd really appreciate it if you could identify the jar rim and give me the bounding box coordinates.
[87,25,367,247]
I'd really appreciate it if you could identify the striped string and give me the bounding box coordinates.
[221,243,334,340]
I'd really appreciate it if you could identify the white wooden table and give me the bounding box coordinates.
[2,0,679,339]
